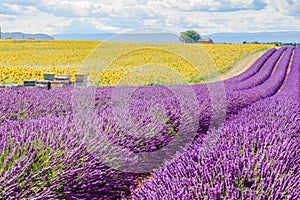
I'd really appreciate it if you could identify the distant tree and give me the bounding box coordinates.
[179,30,201,43]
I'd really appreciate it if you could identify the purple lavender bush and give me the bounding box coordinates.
[132,47,300,200]
[0,115,139,199]
[133,96,300,200]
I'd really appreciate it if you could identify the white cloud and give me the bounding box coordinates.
[144,19,158,26]
[0,0,299,35]
[36,0,109,17]
[267,0,300,16]
[158,0,263,11]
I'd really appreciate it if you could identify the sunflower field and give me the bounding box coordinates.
[0,39,272,85]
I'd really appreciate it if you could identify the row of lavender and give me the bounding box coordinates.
[0,46,298,199]
[133,47,300,200]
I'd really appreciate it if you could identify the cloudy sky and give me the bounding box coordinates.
[0,0,299,35]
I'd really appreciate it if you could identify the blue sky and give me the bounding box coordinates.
[0,0,299,35]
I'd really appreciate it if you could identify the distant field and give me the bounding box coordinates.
[0,40,273,85]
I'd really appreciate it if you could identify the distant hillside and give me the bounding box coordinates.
[53,33,114,41]
[52,31,300,44]
[203,31,300,44]
[1,32,54,40]
[52,33,181,43]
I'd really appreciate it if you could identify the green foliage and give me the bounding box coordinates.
[242,41,300,46]
[179,30,201,43]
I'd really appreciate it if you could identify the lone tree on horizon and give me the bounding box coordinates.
[179,30,201,43]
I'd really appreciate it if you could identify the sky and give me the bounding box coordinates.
[0,0,299,35]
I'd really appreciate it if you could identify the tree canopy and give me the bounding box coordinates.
[179,30,201,43]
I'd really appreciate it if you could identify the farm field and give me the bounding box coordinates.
[0,40,272,85]
[0,41,299,200]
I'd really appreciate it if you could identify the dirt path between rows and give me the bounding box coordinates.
[207,50,268,82]
[277,47,294,92]
[221,50,268,80]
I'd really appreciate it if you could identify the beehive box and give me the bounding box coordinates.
[36,84,48,89]
[75,82,88,87]
[61,74,72,79]
[44,72,55,81]
[37,80,50,85]
[5,84,19,88]
[55,75,71,83]
[75,74,88,82]
[37,80,50,89]
[24,80,36,87]
[50,81,64,89]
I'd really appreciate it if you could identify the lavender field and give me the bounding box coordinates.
[0,46,299,199]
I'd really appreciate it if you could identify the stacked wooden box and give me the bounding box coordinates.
[42,73,72,89]
[19,73,89,89]
[53,74,72,88]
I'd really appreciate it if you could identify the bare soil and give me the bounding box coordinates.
[207,50,268,82]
